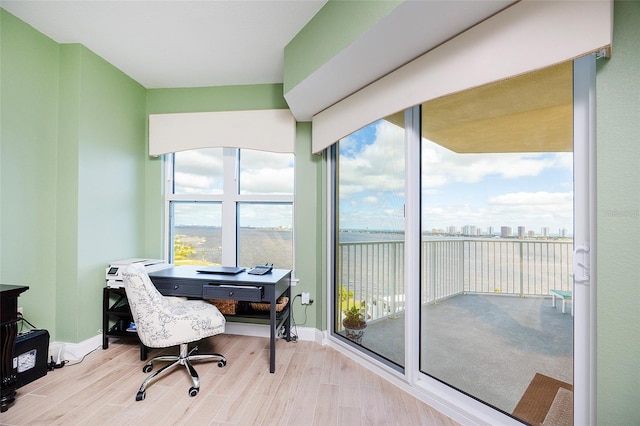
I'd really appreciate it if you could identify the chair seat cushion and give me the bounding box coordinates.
[123,265,225,348]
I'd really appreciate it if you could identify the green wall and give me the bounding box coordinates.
[294,122,325,330]
[147,84,288,114]
[1,10,147,342]
[283,0,401,94]
[1,9,60,332]
[596,1,640,424]
[64,45,147,341]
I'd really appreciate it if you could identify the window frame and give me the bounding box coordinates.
[164,147,295,272]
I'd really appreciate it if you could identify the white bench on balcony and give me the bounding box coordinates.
[550,289,573,316]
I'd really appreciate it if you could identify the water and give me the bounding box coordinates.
[174,226,293,269]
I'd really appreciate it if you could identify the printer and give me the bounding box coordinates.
[106,258,168,287]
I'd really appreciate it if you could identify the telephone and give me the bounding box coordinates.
[248,263,273,275]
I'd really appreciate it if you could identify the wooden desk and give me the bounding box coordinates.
[148,266,291,373]
[0,284,29,412]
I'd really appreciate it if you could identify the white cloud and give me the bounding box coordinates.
[240,150,294,170]
[174,172,220,194]
[422,140,564,187]
[490,191,572,206]
[339,121,405,195]
[339,183,366,199]
[239,167,294,194]
[174,149,294,195]
[175,149,224,175]
[239,204,292,228]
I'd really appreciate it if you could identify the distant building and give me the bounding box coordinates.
[501,226,512,237]
[462,225,476,236]
[518,226,525,238]
[541,227,549,237]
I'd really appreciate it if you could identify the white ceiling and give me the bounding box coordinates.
[1,0,328,88]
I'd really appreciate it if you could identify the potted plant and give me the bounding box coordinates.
[342,301,367,344]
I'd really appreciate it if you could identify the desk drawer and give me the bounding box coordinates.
[203,284,263,301]
[154,281,202,298]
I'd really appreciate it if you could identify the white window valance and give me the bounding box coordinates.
[149,109,296,156]
[312,0,612,154]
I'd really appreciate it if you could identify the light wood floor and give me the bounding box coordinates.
[2,334,459,426]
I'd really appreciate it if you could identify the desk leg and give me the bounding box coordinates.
[102,288,109,349]
[270,303,276,373]
[284,286,292,342]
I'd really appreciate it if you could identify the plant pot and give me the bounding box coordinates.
[342,319,366,344]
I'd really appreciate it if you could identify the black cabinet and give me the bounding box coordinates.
[102,287,147,360]
[1,284,29,412]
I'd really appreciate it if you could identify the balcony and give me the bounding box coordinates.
[338,237,574,320]
[337,237,574,415]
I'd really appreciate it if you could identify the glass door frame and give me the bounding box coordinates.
[326,55,596,425]
[572,53,597,426]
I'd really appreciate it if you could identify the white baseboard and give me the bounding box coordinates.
[62,325,324,364]
[50,333,102,363]
[224,322,271,338]
[224,323,326,345]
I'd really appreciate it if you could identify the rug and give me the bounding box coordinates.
[512,373,573,425]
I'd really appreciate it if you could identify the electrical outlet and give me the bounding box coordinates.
[301,292,310,304]
[17,306,23,315]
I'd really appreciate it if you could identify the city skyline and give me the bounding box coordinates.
[426,224,571,238]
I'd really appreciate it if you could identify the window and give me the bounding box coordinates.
[166,148,294,271]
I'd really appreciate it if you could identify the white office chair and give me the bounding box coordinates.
[122,264,227,401]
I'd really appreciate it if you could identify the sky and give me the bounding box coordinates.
[172,148,294,228]
[338,119,574,236]
[174,148,294,196]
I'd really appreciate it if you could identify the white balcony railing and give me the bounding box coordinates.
[337,238,574,322]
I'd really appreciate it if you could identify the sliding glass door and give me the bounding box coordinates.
[331,57,595,423]
[418,62,575,421]
[334,115,406,369]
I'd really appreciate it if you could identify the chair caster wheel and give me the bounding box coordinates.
[189,387,199,397]
[143,364,153,373]
[136,391,146,401]
[218,359,226,368]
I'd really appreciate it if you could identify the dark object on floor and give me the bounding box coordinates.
[512,372,573,425]
[15,329,49,388]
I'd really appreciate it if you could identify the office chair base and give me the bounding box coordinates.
[135,343,226,401]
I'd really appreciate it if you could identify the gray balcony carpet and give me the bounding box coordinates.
[360,293,573,415]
